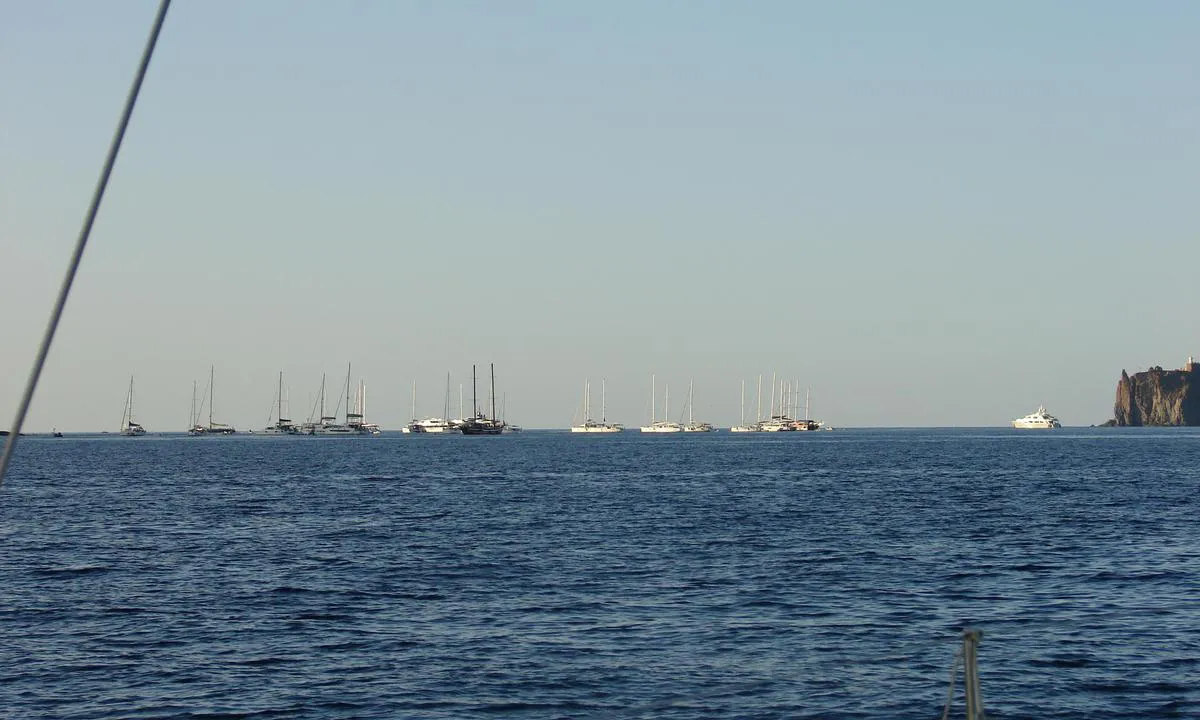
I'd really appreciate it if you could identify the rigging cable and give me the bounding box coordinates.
[0,0,172,488]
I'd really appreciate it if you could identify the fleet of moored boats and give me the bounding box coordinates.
[109,367,1065,435]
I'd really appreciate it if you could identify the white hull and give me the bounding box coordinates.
[1012,419,1060,429]
[729,425,760,433]
[683,423,715,432]
[1012,406,1061,429]
[571,424,623,433]
[415,418,457,433]
[640,423,682,433]
[258,427,298,435]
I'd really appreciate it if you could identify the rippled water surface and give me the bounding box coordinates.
[2,428,1197,718]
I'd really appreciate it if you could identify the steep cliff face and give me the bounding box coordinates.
[1113,367,1200,426]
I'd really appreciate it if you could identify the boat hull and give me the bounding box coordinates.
[571,424,623,433]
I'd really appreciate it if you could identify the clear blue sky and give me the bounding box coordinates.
[2,1,1197,430]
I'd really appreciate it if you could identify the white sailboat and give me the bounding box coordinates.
[571,379,623,433]
[790,386,821,431]
[260,371,298,434]
[729,378,760,432]
[759,373,797,432]
[682,378,715,432]
[119,375,146,436]
[640,374,682,433]
[300,373,338,434]
[401,379,422,433]
[189,367,235,435]
[304,364,378,435]
[351,379,381,434]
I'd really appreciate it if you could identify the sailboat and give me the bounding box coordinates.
[501,392,522,432]
[459,364,504,435]
[729,378,760,432]
[640,374,682,433]
[789,386,821,431]
[303,364,377,435]
[759,373,797,432]
[120,375,146,436]
[350,378,381,434]
[189,366,235,435]
[260,371,298,434]
[682,378,715,432]
[401,380,422,433]
[571,379,623,433]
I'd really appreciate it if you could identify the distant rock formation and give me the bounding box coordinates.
[1113,362,1200,426]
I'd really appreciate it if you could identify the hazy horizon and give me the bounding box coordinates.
[3,2,1198,432]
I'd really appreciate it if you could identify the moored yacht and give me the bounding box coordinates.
[189,367,236,435]
[414,417,456,433]
[459,363,505,435]
[681,379,715,432]
[571,379,623,433]
[1012,406,1061,429]
[120,375,146,436]
[260,371,299,434]
[640,375,682,433]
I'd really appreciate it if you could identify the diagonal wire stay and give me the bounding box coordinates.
[0,0,172,489]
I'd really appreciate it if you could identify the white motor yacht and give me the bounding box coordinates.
[1012,406,1061,429]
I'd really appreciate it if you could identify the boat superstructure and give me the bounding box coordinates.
[1012,405,1061,429]
[412,373,459,433]
[571,379,623,433]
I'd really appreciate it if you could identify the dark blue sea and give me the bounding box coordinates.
[2,428,1197,719]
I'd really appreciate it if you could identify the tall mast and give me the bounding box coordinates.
[651,374,656,423]
[688,379,694,424]
[277,371,283,423]
[583,379,590,422]
[665,384,670,422]
[345,362,352,423]
[191,380,196,428]
[209,365,214,428]
[601,379,607,423]
[471,365,478,418]
[444,372,450,421]
[769,372,776,418]
[757,374,763,422]
[740,379,745,427]
[490,363,497,424]
[806,387,811,421]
